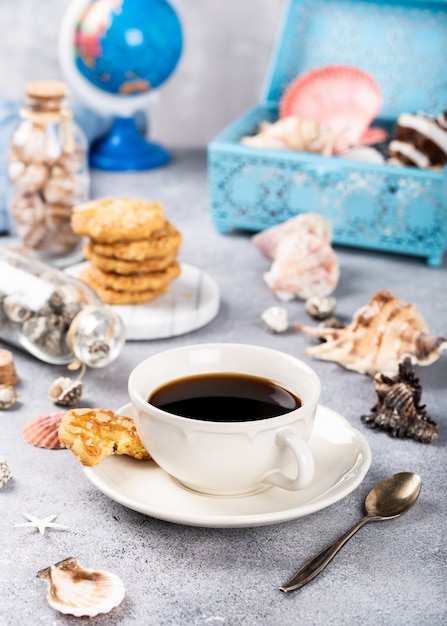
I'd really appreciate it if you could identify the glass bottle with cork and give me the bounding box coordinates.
[0,247,125,368]
[7,80,89,267]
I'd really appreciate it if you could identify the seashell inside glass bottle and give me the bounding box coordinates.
[7,80,89,267]
[0,247,125,368]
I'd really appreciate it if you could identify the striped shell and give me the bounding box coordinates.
[22,411,66,449]
[37,557,125,617]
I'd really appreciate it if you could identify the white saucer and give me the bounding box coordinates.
[83,404,372,528]
[66,262,220,340]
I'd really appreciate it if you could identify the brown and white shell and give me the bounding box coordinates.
[48,377,83,406]
[22,411,66,449]
[293,289,447,376]
[361,360,438,443]
[253,214,339,301]
[37,557,125,617]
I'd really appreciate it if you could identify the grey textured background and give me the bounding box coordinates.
[0,152,446,625]
[0,0,285,147]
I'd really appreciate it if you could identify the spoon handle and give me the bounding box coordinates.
[280,516,373,593]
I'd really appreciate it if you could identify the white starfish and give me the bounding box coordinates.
[14,513,69,535]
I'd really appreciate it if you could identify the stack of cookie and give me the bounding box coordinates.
[71,197,182,305]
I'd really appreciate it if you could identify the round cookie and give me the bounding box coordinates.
[71,197,166,242]
[79,271,169,305]
[89,221,183,260]
[80,261,180,293]
[58,407,151,466]
[84,243,178,275]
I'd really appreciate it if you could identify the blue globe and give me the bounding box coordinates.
[74,0,182,96]
[59,0,183,170]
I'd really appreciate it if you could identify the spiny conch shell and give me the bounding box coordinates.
[361,360,438,443]
[0,384,19,409]
[0,459,12,488]
[293,289,447,376]
[253,214,339,302]
[261,306,289,333]
[22,412,66,449]
[48,377,83,406]
[37,557,125,617]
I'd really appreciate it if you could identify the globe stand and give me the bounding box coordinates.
[89,116,170,171]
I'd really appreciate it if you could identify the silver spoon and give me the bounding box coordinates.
[280,471,422,593]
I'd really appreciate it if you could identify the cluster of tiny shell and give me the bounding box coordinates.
[8,119,88,259]
[1,290,83,359]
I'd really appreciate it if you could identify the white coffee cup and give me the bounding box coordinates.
[128,343,320,497]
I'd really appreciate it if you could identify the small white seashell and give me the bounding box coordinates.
[0,459,12,488]
[37,557,125,617]
[0,385,19,409]
[48,377,82,406]
[261,306,289,333]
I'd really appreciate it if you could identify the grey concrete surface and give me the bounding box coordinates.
[0,150,446,625]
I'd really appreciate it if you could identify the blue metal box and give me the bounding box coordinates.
[208,0,447,266]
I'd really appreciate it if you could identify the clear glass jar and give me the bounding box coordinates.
[7,80,89,268]
[0,247,125,367]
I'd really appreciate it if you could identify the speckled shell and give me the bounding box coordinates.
[0,459,12,488]
[22,411,66,449]
[294,289,447,376]
[37,557,125,617]
[48,377,83,406]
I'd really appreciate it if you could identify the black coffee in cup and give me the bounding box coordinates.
[148,372,301,422]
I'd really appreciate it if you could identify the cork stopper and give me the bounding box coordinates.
[0,349,19,386]
[25,80,67,102]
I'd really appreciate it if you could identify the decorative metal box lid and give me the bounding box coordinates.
[261,0,447,118]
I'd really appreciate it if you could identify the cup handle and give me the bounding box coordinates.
[264,429,315,491]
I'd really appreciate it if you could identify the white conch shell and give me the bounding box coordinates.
[252,213,332,260]
[253,214,339,301]
[37,557,125,617]
[241,116,341,156]
[293,289,447,376]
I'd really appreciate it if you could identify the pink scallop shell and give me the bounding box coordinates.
[280,65,384,153]
[22,412,66,449]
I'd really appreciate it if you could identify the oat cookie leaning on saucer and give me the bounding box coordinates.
[58,408,151,467]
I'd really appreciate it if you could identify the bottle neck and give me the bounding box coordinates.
[67,307,126,368]
[20,100,75,153]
